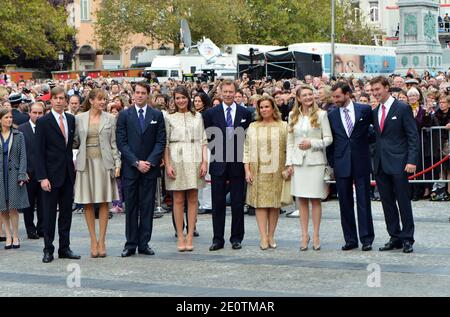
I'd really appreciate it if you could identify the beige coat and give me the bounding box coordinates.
[73,111,121,171]
[286,109,333,166]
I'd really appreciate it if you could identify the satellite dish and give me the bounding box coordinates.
[180,19,192,54]
[198,38,221,64]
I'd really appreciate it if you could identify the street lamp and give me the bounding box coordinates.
[58,50,64,71]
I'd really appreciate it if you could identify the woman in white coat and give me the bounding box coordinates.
[286,85,332,252]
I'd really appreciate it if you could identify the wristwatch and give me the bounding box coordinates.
[133,160,139,168]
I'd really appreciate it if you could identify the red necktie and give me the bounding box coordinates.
[380,104,386,132]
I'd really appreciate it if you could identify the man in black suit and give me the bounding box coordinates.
[35,87,80,263]
[116,82,166,257]
[9,93,30,126]
[370,76,419,253]
[328,82,375,251]
[19,102,45,239]
[203,80,252,251]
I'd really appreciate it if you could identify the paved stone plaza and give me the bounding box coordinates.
[0,199,449,297]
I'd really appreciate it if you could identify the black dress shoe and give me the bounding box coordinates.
[403,241,414,253]
[28,233,39,240]
[379,240,403,251]
[153,212,164,219]
[12,240,20,249]
[231,242,242,250]
[341,243,358,251]
[42,252,54,263]
[4,243,12,250]
[0,236,6,242]
[121,249,136,257]
[138,247,155,256]
[362,244,372,251]
[209,243,224,251]
[194,229,200,237]
[58,249,81,259]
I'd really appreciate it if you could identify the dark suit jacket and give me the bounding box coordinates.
[203,103,252,177]
[35,112,75,187]
[372,99,419,175]
[116,106,166,186]
[328,103,373,178]
[18,121,37,179]
[12,108,30,126]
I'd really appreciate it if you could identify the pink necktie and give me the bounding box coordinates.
[380,104,386,132]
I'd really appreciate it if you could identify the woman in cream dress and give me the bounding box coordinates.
[164,86,207,252]
[244,96,287,250]
[286,85,332,252]
[73,89,121,258]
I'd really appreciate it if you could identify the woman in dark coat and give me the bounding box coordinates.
[0,108,29,249]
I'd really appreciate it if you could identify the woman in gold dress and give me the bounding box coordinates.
[244,96,287,250]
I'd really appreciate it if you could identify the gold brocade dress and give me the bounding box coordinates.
[243,121,287,208]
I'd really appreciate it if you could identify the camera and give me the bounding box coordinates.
[22,87,30,94]
[446,86,450,92]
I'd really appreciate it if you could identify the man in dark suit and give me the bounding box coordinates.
[19,102,45,239]
[370,76,419,253]
[9,93,30,126]
[203,80,252,251]
[35,87,80,263]
[116,82,166,257]
[328,82,375,251]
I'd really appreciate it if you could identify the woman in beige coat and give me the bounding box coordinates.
[286,85,332,252]
[73,89,121,258]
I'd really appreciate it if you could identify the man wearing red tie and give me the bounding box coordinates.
[370,76,419,253]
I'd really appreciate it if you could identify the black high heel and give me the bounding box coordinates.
[300,237,310,251]
[12,239,20,249]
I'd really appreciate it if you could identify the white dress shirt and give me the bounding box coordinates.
[340,100,356,137]
[51,108,68,143]
[378,95,395,126]
[135,104,148,118]
[29,119,36,134]
[222,102,237,125]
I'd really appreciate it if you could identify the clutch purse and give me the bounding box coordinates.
[324,165,334,181]
[281,169,292,206]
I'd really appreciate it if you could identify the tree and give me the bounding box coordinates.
[95,0,245,53]
[95,0,383,53]
[0,0,76,61]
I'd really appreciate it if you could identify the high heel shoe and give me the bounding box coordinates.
[260,239,269,250]
[177,239,186,252]
[12,238,20,249]
[313,237,321,251]
[185,238,194,252]
[300,237,310,251]
[268,238,277,249]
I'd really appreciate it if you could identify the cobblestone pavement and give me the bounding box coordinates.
[0,199,449,297]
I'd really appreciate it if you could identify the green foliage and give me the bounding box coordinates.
[0,0,76,60]
[95,0,383,51]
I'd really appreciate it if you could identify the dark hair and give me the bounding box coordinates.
[194,92,211,109]
[370,76,390,88]
[134,81,150,94]
[81,88,107,112]
[0,108,12,131]
[235,89,244,96]
[173,86,195,115]
[359,92,370,100]
[272,90,284,98]
[69,94,81,104]
[112,95,124,108]
[331,82,353,95]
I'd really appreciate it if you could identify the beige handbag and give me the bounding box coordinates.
[280,169,293,206]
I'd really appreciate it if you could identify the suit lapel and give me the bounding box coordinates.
[332,108,348,138]
[142,107,153,133]
[128,107,141,135]
[99,111,107,132]
[233,105,243,128]
[352,103,362,136]
[382,101,398,134]
[218,104,227,130]
[374,105,381,134]
[48,113,66,143]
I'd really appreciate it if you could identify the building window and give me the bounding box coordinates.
[369,1,379,22]
[81,0,90,21]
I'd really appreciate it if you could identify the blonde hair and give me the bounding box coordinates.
[289,85,320,132]
[255,95,281,122]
